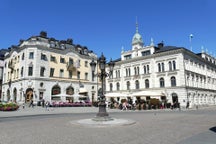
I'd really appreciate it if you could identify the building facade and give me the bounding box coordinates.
[106,24,216,108]
[1,31,99,104]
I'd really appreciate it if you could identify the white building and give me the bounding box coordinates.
[1,31,99,104]
[106,23,216,108]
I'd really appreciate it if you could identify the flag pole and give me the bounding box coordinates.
[189,34,193,51]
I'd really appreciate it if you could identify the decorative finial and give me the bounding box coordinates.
[121,46,124,53]
[201,46,204,53]
[150,38,154,46]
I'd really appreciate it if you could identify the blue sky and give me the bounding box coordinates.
[0,0,216,60]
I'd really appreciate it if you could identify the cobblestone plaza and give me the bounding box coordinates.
[0,106,216,144]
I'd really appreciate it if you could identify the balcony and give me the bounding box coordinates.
[67,63,77,71]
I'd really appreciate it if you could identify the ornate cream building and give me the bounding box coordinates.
[1,31,99,104]
[106,23,216,108]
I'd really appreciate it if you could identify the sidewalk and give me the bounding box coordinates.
[0,106,120,118]
[1,105,216,118]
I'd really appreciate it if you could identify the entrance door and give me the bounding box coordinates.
[172,93,178,108]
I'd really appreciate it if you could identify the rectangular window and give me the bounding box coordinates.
[85,72,88,80]
[41,53,47,61]
[77,71,80,79]
[21,67,24,77]
[69,58,73,65]
[28,66,33,76]
[124,54,131,60]
[141,50,151,56]
[85,61,88,67]
[50,56,56,62]
[29,52,34,59]
[60,69,64,77]
[60,57,65,63]
[40,67,45,77]
[50,68,55,77]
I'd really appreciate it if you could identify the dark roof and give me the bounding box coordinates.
[155,46,184,53]
[0,49,9,60]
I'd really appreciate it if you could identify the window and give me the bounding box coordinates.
[116,82,120,91]
[40,67,45,77]
[147,65,150,74]
[162,63,165,72]
[77,71,80,79]
[17,69,19,78]
[28,66,33,76]
[173,61,176,70]
[22,53,25,60]
[110,83,113,91]
[145,79,149,88]
[85,72,88,80]
[60,57,65,63]
[29,52,34,59]
[134,67,137,75]
[41,53,47,61]
[141,50,150,56]
[160,78,165,87]
[60,69,64,77]
[169,61,172,71]
[135,80,139,89]
[144,66,146,74]
[69,58,73,65]
[171,76,176,87]
[124,54,131,60]
[158,63,161,72]
[50,68,55,77]
[21,67,24,77]
[69,71,72,78]
[127,81,130,90]
[50,56,56,62]
[85,61,88,67]
[126,69,128,77]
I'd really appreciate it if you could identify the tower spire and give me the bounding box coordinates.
[136,16,139,33]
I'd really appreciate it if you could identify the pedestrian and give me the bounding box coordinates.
[29,99,34,108]
[122,101,127,111]
[45,101,49,111]
[22,102,25,109]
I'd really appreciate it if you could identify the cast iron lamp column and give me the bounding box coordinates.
[90,53,115,121]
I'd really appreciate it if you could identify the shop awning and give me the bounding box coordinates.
[132,91,165,97]
[79,88,88,93]
[105,92,130,98]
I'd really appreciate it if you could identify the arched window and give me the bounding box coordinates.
[171,76,176,87]
[52,85,61,95]
[66,86,74,95]
[169,61,172,71]
[110,83,113,91]
[162,62,165,72]
[158,63,161,72]
[128,68,131,76]
[144,66,146,74]
[22,53,25,60]
[145,79,149,88]
[116,82,120,91]
[147,65,150,74]
[127,81,130,90]
[137,67,139,75]
[160,77,165,87]
[135,80,139,89]
[173,60,176,70]
[115,70,118,78]
[134,67,137,75]
[126,69,128,77]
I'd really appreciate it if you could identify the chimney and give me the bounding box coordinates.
[157,41,164,48]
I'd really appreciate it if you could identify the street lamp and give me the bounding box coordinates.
[90,53,115,121]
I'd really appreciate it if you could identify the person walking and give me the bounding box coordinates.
[29,99,34,108]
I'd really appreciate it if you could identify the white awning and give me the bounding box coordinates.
[132,91,165,97]
[52,94,73,97]
[79,88,88,93]
[105,92,129,98]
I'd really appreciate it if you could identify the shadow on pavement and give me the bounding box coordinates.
[209,126,216,133]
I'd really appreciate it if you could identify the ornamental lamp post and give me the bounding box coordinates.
[90,53,115,121]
